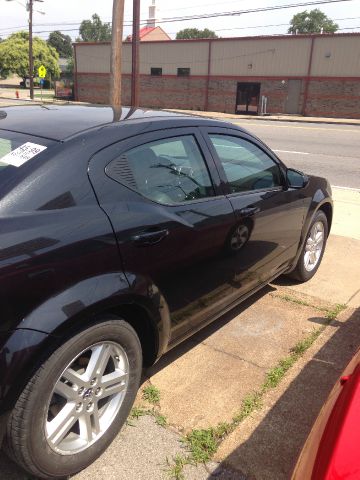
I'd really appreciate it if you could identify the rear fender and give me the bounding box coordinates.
[0,272,171,422]
[19,273,168,349]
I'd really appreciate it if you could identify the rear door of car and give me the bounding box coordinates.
[89,127,239,346]
[201,126,306,293]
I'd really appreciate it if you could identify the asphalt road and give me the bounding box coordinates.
[226,119,360,189]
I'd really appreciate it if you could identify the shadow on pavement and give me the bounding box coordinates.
[212,307,360,480]
[144,286,273,379]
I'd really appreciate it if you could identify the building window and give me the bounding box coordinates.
[151,67,162,76]
[177,68,190,77]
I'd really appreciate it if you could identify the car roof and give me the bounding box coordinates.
[0,105,237,141]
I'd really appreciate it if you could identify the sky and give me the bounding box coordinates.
[1,0,360,41]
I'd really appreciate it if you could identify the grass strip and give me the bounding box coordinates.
[168,302,346,478]
[143,384,161,404]
[128,405,168,428]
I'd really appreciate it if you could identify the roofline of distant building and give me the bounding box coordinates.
[73,31,360,47]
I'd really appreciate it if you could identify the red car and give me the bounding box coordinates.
[292,348,360,480]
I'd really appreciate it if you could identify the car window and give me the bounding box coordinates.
[0,131,54,191]
[209,134,282,193]
[106,135,215,204]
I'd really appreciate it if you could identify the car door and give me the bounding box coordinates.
[89,127,238,346]
[201,127,306,294]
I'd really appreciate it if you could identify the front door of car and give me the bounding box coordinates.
[201,127,306,294]
[89,127,238,346]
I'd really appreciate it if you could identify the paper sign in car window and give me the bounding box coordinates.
[0,142,47,167]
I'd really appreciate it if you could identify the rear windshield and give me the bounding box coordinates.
[0,130,55,193]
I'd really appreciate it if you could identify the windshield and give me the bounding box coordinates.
[0,131,55,195]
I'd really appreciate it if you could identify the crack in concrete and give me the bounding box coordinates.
[201,341,265,370]
[348,287,360,304]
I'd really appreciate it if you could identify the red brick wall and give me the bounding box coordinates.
[76,73,360,119]
[305,79,360,118]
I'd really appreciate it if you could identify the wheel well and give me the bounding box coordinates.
[4,304,159,414]
[105,304,159,367]
[45,304,159,369]
[318,202,333,235]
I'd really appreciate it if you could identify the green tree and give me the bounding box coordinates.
[78,14,112,42]
[0,31,60,79]
[288,9,338,34]
[176,28,218,39]
[48,31,73,58]
[65,56,74,76]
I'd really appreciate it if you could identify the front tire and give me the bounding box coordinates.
[288,210,328,282]
[4,318,142,479]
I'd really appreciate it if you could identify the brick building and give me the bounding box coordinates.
[73,33,360,118]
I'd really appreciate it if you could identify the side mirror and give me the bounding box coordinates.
[287,168,308,189]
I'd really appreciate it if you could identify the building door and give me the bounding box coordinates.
[285,80,302,114]
[236,83,261,115]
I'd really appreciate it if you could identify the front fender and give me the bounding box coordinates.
[287,179,333,272]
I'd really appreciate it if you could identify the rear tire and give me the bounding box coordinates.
[287,210,328,282]
[4,318,142,479]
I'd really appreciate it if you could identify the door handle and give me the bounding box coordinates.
[131,228,169,246]
[239,206,260,217]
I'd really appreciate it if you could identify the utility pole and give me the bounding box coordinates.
[28,0,34,100]
[110,0,125,106]
[131,0,140,107]
[6,0,44,100]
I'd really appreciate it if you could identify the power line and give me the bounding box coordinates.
[140,0,356,24]
[0,0,356,33]
[24,18,360,36]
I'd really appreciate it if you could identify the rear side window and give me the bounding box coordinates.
[106,135,215,204]
[209,134,282,193]
[0,134,48,169]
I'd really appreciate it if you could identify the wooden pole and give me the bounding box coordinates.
[110,0,125,107]
[28,0,34,100]
[131,0,140,107]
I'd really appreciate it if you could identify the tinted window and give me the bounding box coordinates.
[106,135,214,204]
[0,131,54,190]
[209,134,282,193]
[177,68,190,77]
[151,67,162,76]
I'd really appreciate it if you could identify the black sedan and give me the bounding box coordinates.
[0,105,332,478]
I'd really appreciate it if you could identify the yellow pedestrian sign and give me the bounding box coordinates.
[38,65,47,78]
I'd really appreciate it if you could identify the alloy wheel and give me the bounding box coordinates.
[304,221,325,272]
[45,341,129,455]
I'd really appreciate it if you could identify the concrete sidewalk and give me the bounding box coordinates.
[169,108,360,127]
